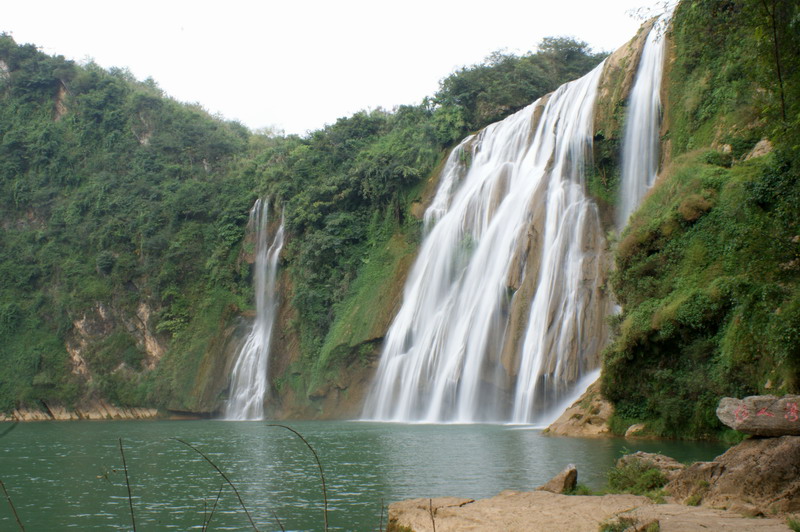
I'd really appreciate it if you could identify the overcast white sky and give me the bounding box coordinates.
[4,0,663,135]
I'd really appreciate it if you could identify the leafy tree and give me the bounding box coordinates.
[432,36,607,137]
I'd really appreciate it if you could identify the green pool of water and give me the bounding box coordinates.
[0,420,728,530]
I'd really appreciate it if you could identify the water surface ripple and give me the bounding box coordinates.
[0,420,726,530]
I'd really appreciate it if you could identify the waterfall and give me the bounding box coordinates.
[617,16,669,228]
[225,199,285,420]
[363,61,609,423]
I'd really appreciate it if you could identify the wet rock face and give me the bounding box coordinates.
[666,435,800,515]
[717,395,800,436]
[544,380,613,437]
[66,302,167,379]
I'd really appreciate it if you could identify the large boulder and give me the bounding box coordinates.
[666,435,800,515]
[717,395,800,436]
[536,464,578,494]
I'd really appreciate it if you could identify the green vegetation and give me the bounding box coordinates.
[568,454,669,502]
[602,0,800,439]
[607,458,667,499]
[0,31,605,414]
[9,0,794,431]
[597,455,668,531]
[235,39,607,403]
[432,37,607,141]
[599,516,659,532]
[565,483,593,495]
[0,32,259,412]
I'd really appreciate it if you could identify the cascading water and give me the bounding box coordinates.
[617,15,669,228]
[363,61,610,424]
[225,199,285,420]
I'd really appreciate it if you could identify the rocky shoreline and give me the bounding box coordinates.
[387,437,800,531]
[387,491,793,531]
[0,399,159,421]
[389,395,800,531]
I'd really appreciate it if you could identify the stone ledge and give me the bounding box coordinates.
[0,401,160,422]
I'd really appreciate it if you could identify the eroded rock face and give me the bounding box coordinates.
[595,19,654,122]
[134,303,166,369]
[66,301,167,380]
[717,395,800,436]
[66,303,115,380]
[544,380,613,437]
[745,138,773,160]
[666,435,800,515]
[54,82,68,120]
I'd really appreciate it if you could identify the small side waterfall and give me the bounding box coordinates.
[363,61,609,423]
[225,199,285,420]
[617,17,669,228]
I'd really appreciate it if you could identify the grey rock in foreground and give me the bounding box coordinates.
[536,464,577,494]
[717,395,800,436]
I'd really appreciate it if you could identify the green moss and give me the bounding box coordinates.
[149,287,246,411]
[664,1,769,160]
[604,147,800,438]
[306,222,417,394]
[604,3,800,438]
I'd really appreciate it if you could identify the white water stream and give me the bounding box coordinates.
[225,199,284,420]
[617,16,669,228]
[364,15,671,424]
[364,62,609,423]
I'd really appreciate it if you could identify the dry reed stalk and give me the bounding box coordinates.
[118,438,136,531]
[0,479,24,531]
[175,438,261,531]
[267,423,329,532]
[176,438,285,532]
[0,422,18,439]
[202,483,224,532]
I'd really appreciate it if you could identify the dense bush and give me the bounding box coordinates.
[607,459,668,496]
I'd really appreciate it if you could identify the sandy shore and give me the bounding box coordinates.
[387,491,793,531]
